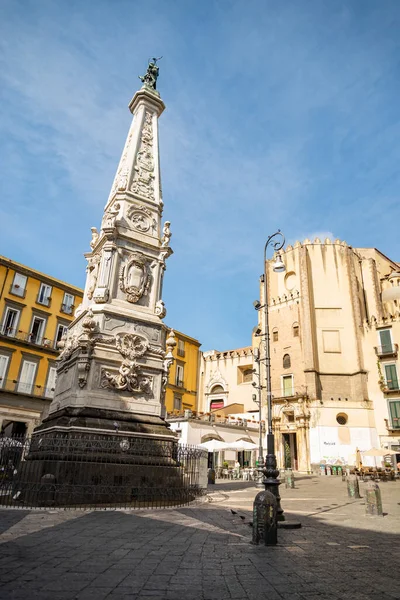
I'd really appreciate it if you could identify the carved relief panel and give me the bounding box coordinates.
[119,252,150,303]
[131,111,156,201]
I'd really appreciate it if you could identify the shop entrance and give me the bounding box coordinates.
[282,432,298,470]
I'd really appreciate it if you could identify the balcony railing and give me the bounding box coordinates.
[384,418,400,431]
[0,328,57,350]
[175,379,184,388]
[375,344,398,357]
[61,303,74,315]
[0,377,55,399]
[166,411,261,428]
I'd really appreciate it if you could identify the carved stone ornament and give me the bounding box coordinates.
[86,254,101,300]
[130,210,151,232]
[131,112,155,201]
[119,251,150,303]
[109,129,133,198]
[103,202,121,231]
[155,299,166,319]
[58,335,79,362]
[93,287,109,304]
[82,308,97,335]
[115,332,149,360]
[101,359,152,393]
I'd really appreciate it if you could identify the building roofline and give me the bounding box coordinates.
[355,247,399,270]
[0,255,84,295]
[164,326,201,346]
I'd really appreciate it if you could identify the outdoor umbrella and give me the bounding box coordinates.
[362,448,397,456]
[198,439,227,471]
[198,440,227,451]
[362,447,397,468]
[222,440,258,451]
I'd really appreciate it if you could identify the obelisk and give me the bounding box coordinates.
[19,61,181,503]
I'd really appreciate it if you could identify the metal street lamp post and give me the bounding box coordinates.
[252,347,264,489]
[254,230,286,521]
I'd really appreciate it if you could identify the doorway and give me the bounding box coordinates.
[282,432,298,470]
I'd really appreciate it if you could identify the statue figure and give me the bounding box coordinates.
[103,202,120,229]
[86,254,101,300]
[90,227,99,249]
[161,221,171,247]
[139,57,162,90]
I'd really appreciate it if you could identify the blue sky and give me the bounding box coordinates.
[1,0,400,351]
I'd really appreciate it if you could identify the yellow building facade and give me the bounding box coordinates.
[165,330,201,415]
[0,256,83,436]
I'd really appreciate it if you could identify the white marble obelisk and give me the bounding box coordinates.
[37,60,176,438]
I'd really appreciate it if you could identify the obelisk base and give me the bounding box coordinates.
[14,407,192,507]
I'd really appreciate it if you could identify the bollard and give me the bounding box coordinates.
[365,481,383,517]
[39,473,56,506]
[207,468,215,485]
[347,474,361,499]
[252,490,278,546]
[285,468,295,489]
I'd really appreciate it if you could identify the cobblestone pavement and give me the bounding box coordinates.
[0,476,399,600]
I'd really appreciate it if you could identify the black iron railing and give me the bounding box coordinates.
[0,434,208,509]
[0,328,57,350]
[375,344,398,356]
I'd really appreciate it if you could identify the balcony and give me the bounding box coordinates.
[384,418,400,431]
[0,377,55,399]
[0,328,57,351]
[61,303,74,315]
[375,344,398,358]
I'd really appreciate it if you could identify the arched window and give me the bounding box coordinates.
[292,323,299,338]
[283,354,291,369]
[272,328,278,342]
[211,384,224,394]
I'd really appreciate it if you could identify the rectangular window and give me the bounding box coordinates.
[389,401,400,429]
[177,339,185,357]
[379,329,393,354]
[385,364,399,390]
[17,360,37,394]
[11,273,27,297]
[282,375,294,397]
[44,366,57,398]
[173,395,182,411]
[273,330,278,342]
[37,283,52,306]
[61,293,74,315]
[30,316,46,345]
[2,307,20,337]
[175,364,184,387]
[0,355,9,388]
[55,324,68,348]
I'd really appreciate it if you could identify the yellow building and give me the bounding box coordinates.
[0,256,83,436]
[165,329,201,415]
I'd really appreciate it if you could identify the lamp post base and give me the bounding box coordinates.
[263,452,284,521]
[255,455,264,488]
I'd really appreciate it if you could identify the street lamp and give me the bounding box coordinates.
[252,347,264,488]
[254,229,286,521]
